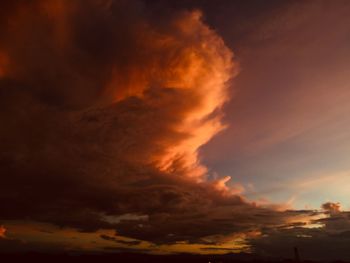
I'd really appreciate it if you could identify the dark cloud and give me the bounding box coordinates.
[322,202,342,214]
[251,227,350,261]
[0,236,68,254]
[0,0,274,247]
[102,246,151,253]
[1,0,344,257]
[251,207,350,260]
[100,234,141,246]
[200,247,237,252]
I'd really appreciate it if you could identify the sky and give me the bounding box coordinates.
[197,0,350,210]
[1,0,350,260]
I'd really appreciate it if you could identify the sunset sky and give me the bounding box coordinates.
[1,0,350,260]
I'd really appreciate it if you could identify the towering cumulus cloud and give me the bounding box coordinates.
[0,0,234,179]
[0,0,294,248]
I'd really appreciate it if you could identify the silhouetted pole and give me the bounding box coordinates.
[294,246,300,262]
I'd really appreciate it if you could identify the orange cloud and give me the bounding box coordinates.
[322,202,341,214]
[0,0,309,251]
[0,225,6,238]
[103,10,236,181]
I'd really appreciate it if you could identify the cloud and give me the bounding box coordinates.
[322,202,342,214]
[100,234,141,246]
[0,0,265,247]
[251,202,350,260]
[0,226,6,238]
[0,0,330,254]
[251,223,350,261]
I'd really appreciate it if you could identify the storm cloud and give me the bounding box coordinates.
[1,1,349,258]
[0,0,272,246]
